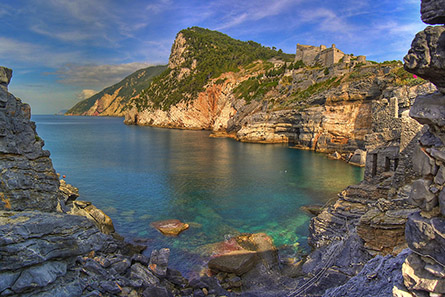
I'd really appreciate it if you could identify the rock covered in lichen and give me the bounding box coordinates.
[421,0,445,25]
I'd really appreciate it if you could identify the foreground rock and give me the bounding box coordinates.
[0,70,61,212]
[151,219,190,236]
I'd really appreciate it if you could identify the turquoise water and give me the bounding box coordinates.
[33,115,363,277]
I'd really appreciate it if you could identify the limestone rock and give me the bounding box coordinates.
[59,179,79,204]
[405,212,445,266]
[410,93,445,134]
[208,251,257,275]
[0,66,12,90]
[402,253,445,294]
[70,200,115,235]
[421,0,445,24]
[149,248,170,277]
[0,76,60,212]
[130,263,160,287]
[348,149,367,167]
[404,26,445,93]
[323,249,411,297]
[413,147,438,177]
[408,179,437,211]
[151,219,189,236]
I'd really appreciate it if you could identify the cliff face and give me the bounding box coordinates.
[0,68,60,212]
[66,65,166,116]
[125,28,433,156]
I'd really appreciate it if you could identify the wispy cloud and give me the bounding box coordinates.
[214,0,301,30]
[77,89,98,99]
[49,62,154,88]
[146,0,173,14]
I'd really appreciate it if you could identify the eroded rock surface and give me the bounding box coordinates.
[421,0,445,24]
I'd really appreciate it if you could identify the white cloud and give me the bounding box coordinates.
[50,62,154,88]
[77,89,97,99]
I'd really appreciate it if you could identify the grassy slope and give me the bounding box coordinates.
[67,65,167,115]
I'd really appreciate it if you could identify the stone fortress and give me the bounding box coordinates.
[295,43,367,67]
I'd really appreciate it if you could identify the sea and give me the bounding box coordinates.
[32,115,364,277]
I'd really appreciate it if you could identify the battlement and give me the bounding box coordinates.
[295,43,365,67]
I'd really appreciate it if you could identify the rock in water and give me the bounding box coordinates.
[421,0,445,24]
[70,200,116,234]
[0,66,61,212]
[404,26,445,94]
[151,219,189,236]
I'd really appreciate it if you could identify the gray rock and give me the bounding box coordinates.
[149,248,170,277]
[410,93,445,131]
[323,249,411,297]
[405,212,445,266]
[0,67,12,89]
[0,211,113,272]
[404,26,445,93]
[413,147,438,177]
[130,263,160,287]
[348,149,367,167]
[439,189,445,216]
[110,258,131,275]
[100,281,121,294]
[11,261,67,293]
[421,0,445,24]
[402,252,445,294]
[0,271,20,293]
[208,251,257,275]
[434,166,445,185]
[409,179,437,211]
[143,285,171,297]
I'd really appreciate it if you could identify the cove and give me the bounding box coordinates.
[33,115,364,277]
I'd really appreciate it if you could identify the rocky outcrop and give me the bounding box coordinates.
[0,68,61,212]
[398,3,445,294]
[421,0,445,24]
[151,219,190,236]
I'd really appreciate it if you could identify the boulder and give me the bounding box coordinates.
[408,179,437,212]
[413,147,438,177]
[208,251,257,275]
[348,149,366,167]
[402,253,445,294]
[0,66,12,89]
[149,248,170,277]
[421,0,445,24]
[404,26,445,94]
[151,219,189,236]
[405,212,445,266]
[70,201,115,235]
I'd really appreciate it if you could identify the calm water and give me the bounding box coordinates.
[33,115,363,276]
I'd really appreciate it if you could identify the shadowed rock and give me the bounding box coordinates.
[404,26,445,94]
[421,0,445,24]
[0,67,12,90]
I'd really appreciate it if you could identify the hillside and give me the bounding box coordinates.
[66,65,166,116]
[125,27,432,155]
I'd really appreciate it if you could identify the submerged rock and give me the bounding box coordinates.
[151,219,189,236]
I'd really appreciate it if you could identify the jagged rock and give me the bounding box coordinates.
[151,219,189,236]
[434,166,445,185]
[404,26,445,94]
[149,248,170,277]
[0,79,61,212]
[130,263,160,287]
[70,200,115,234]
[348,149,367,167]
[409,179,437,211]
[421,0,445,24]
[11,261,67,293]
[0,66,12,89]
[405,212,445,266]
[323,249,411,297]
[410,93,445,137]
[402,253,445,294]
[59,179,79,204]
[208,251,257,275]
[439,189,445,215]
[413,147,438,177]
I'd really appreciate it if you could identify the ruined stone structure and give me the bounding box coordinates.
[295,43,365,67]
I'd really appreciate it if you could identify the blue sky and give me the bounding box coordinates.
[0,0,425,114]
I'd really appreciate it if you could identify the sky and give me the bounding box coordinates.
[0,0,425,114]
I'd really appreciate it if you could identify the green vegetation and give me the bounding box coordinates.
[67,65,167,114]
[290,77,341,102]
[135,27,294,111]
[392,66,425,86]
[234,76,280,103]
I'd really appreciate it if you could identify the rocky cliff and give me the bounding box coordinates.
[125,27,433,159]
[66,65,166,116]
